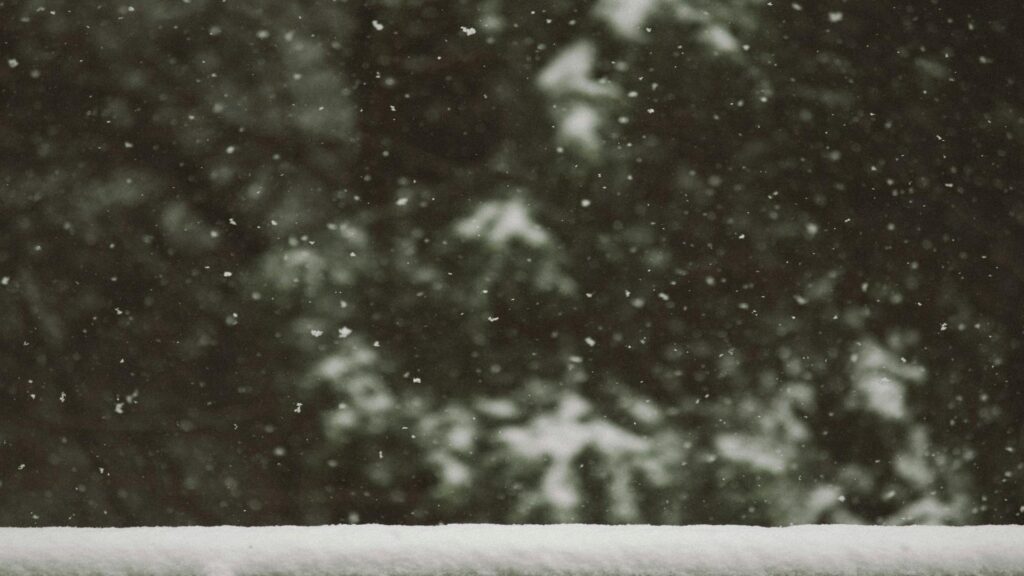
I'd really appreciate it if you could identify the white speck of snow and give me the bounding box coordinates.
[460,26,477,36]
[7,58,18,69]
[488,316,499,323]
[223,271,233,278]
[584,337,596,347]
[310,329,324,338]
[17,464,25,470]
[396,197,409,206]
[338,326,353,338]
[0,276,9,286]
[59,392,66,403]
[372,20,384,31]
[294,403,302,414]
[256,30,270,39]
[829,11,844,22]
[580,199,591,207]
[114,402,125,415]
[124,141,134,149]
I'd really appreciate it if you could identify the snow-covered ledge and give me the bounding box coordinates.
[0,524,1022,576]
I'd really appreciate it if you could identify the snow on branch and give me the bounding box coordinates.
[0,524,1022,576]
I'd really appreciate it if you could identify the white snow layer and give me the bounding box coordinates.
[0,524,1021,576]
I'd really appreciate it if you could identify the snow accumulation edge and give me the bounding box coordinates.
[0,524,1021,576]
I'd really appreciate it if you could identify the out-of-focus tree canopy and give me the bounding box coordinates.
[1,0,1022,526]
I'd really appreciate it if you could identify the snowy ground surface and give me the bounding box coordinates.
[0,524,1022,576]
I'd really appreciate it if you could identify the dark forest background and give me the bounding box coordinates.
[1,0,1023,526]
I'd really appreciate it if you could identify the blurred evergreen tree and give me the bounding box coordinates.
[0,0,1021,525]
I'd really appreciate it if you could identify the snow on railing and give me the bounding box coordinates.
[0,524,1022,576]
